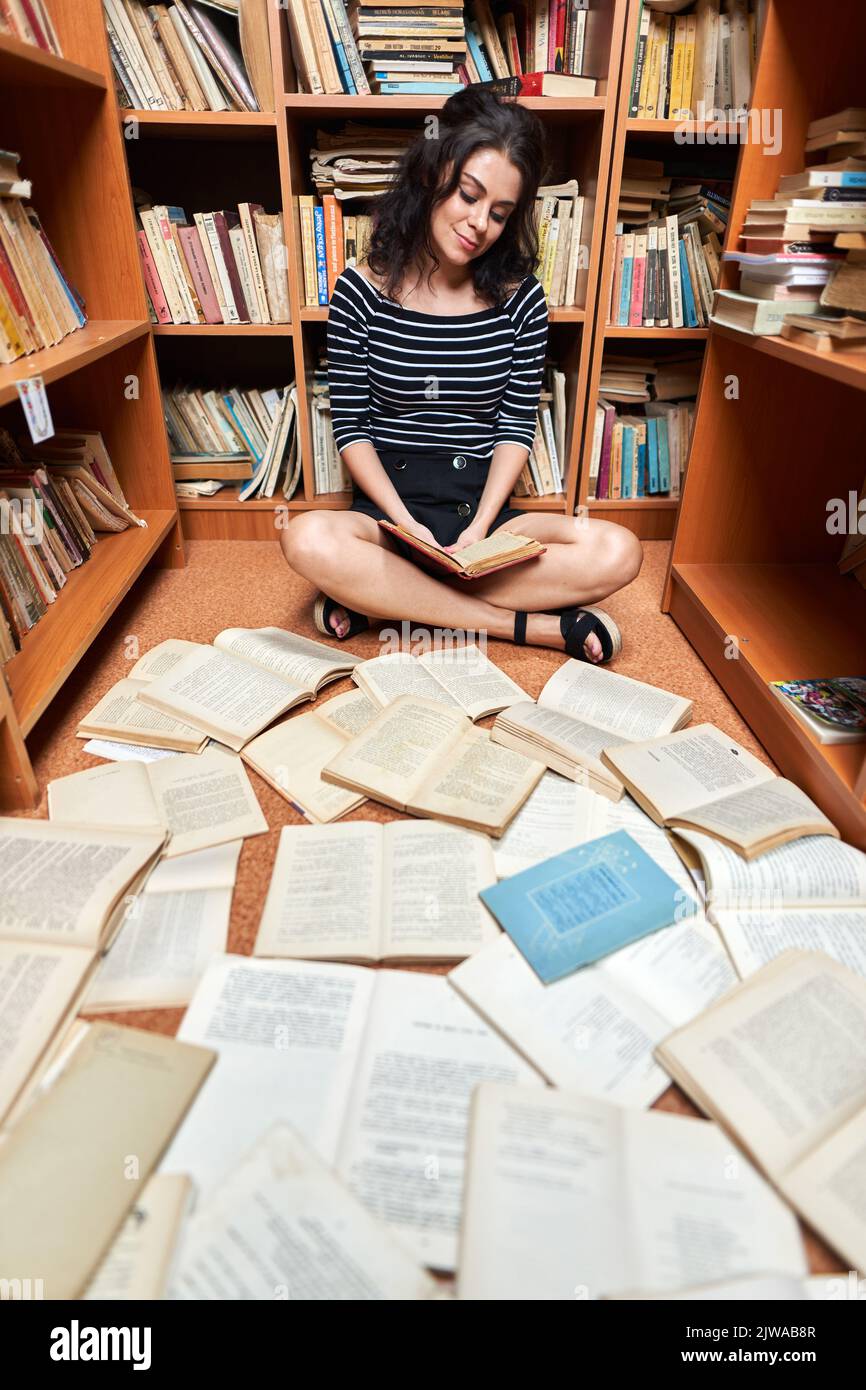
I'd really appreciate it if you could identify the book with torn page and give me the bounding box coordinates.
[601,724,838,857]
[449,918,734,1108]
[657,950,866,1276]
[47,746,266,858]
[83,1173,194,1300]
[170,1124,436,1301]
[379,520,545,577]
[241,689,378,823]
[83,842,240,1012]
[0,819,165,1126]
[352,646,529,722]
[135,627,361,751]
[480,830,696,982]
[321,694,546,837]
[457,1083,807,1301]
[492,659,692,800]
[673,828,866,980]
[0,1022,215,1300]
[254,822,499,963]
[159,955,542,1270]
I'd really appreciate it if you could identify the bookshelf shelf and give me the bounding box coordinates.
[153,324,294,337]
[603,326,708,339]
[120,110,278,139]
[0,320,151,408]
[588,497,679,509]
[282,94,608,115]
[624,118,749,137]
[5,510,177,737]
[299,306,586,324]
[0,31,106,90]
[713,324,866,394]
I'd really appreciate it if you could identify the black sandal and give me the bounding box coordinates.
[313,593,369,641]
[513,606,622,664]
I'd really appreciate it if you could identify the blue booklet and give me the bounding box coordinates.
[480,830,696,983]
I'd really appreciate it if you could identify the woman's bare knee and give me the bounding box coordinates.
[280,511,337,576]
[595,522,643,593]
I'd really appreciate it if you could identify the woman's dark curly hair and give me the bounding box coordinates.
[365,88,548,309]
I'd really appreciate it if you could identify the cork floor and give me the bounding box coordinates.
[23,537,843,1276]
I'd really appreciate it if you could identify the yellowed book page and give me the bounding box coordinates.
[315,688,379,737]
[414,726,545,836]
[602,724,775,823]
[383,821,499,959]
[83,1173,193,1300]
[0,1022,214,1300]
[782,1108,866,1276]
[77,678,208,751]
[676,778,837,853]
[354,652,464,712]
[254,823,383,960]
[0,940,93,1128]
[146,747,268,857]
[322,695,469,807]
[447,528,538,570]
[493,773,606,878]
[128,637,204,682]
[419,644,530,720]
[242,710,366,822]
[47,761,163,836]
[214,625,360,688]
[170,1124,435,1300]
[540,660,692,739]
[495,701,629,788]
[673,828,866,910]
[657,951,866,1181]
[137,646,310,750]
[0,819,165,949]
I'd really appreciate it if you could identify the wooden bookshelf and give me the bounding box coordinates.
[0,0,181,808]
[663,0,866,849]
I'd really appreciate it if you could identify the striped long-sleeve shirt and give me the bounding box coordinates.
[326,266,549,461]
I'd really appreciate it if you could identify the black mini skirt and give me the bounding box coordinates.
[349,447,525,553]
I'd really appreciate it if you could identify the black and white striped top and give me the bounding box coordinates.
[326,266,549,461]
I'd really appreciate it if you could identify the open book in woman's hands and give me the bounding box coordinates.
[378,521,545,577]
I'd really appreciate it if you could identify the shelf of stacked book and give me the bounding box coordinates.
[0,321,151,407]
[0,31,107,89]
[668,561,866,850]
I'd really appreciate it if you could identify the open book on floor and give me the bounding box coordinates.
[241,689,378,822]
[352,646,530,721]
[456,1083,806,1301]
[0,819,165,1127]
[656,950,866,1276]
[320,694,546,836]
[254,822,499,963]
[135,628,361,751]
[673,827,866,979]
[378,521,545,577]
[601,724,838,857]
[492,660,692,799]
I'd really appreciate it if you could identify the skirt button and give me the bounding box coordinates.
[457,502,472,517]
[393,458,406,469]
[452,454,467,469]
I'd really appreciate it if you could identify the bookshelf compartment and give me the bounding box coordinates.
[0,32,106,90]
[124,137,284,221]
[0,321,151,409]
[120,112,279,140]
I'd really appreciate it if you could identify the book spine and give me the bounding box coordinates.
[629,2,648,118]
[305,0,345,94]
[136,229,172,323]
[179,225,221,323]
[656,224,669,326]
[213,213,250,321]
[202,212,240,322]
[644,224,657,327]
[156,209,200,322]
[313,205,329,304]
[618,233,634,326]
[628,234,646,327]
[329,0,372,94]
[238,203,271,323]
[665,214,683,327]
[679,238,698,326]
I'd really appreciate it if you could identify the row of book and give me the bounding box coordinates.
[513,363,567,496]
[0,429,144,664]
[166,382,301,500]
[135,198,291,326]
[609,219,722,328]
[629,0,757,121]
[0,0,61,51]
[105,0,272,113]
[310,360,353,494]
[587,398,694,500]
[0,153,85,365]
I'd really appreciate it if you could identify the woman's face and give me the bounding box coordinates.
[429,147,523,269]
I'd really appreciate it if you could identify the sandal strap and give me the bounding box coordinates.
[560,608,614,663]
[513,611,528,646]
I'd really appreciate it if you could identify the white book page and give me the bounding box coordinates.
[138,646,307,750]
[674,829,866,909]
[254,824,382,960]
[335,970,543,1271]
[146,748,267,858]
[354,653,464,712]
[324,696,469,806]
[82,739,180,763]
[420,645,530,719]
[783,1108,866,1277]
[715,908,866,980]
[128,638,204,682]
[601,917,736,1029]
[449,936,670,1107]
[47,761,163,836]
[83,887,232,1011]
[83,1174,192,1301]
[170,1125,435,1301]
[540,660,691,739]
[625,1109,807,1296]
[603,725,774,822]
[457,1084,625,1300]
[416,727,544,834]
[383,821,499,958]
[146,840,241,894]
[493,773,606,878]
[214,626,359,687]
[159,956,376,1203]
[78,679,207,750]
[242,711,365,823]
[600,794,699,898]
[0,941,94,1127]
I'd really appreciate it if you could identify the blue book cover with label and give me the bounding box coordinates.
[313,206,329,305]
[620,425,634,498]
[657,414,671,491]
[679,240,699,326]
[618,248,634,326]
[635,432,646,496]
[646,416,659,492]
[479,830,696,984]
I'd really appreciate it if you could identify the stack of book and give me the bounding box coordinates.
[588,396,695,500]
[608,191,726,328]
[165,381,301,502]
[104,0,271,112]
[135,199,290,326]
[0,152,86,365]
[310,124,410,200]
[311,358,353,494]
[359,0,466,95]
[512,364,567,497]
[0,427,145,663]
[461,0,599,93]
[628,0,758,121]
[534,180,584,306]
[0,0,61,52]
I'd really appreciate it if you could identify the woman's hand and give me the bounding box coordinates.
[399,518,440,549]
[444,520,488,553]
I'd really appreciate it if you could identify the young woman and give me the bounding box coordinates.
[282,88,642,663]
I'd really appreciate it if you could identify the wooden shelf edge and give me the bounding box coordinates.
[153,324,294,337]
[6,511,177,735]
[588,497,679,508]
[0,32,107,89]
[603,326,709,339]
[177,492,564,512]
[712,323,866,393]
[118,110,278,139]
[0,321,151,407]
[282,94,607,114]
